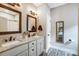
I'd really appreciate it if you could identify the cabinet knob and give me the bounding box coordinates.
[32,43,34,45]
[48,34,50,36]
[32,49,34,51]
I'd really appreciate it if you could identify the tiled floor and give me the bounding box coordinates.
[46,48,74,56]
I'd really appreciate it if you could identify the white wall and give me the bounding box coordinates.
[50,3,78,55]
[37,4,47,35]
[46,7,51,52]
[37,4,51,51]
[48,3,67,8]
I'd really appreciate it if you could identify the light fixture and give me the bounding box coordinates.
[30,10,37,16]
[8,3,21,7]
[38,25,43,31]
[31,26,36,32]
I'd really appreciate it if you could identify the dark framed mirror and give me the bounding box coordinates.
[27,15,37,32]
[0,4,21,35]
[56,21,64,43]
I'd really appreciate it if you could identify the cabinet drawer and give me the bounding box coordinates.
[17,50,28,56]
[0,44,28,56]
[29,46,36,56]
[29,40,36,48]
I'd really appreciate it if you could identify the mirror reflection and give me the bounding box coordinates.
[28,17,35,31]
[0,7,19,32]
[27,15,37,32]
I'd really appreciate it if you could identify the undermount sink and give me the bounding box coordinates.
[33,36,40,38]
[1,41,21,47]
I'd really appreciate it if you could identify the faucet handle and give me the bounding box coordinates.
[13,37,16,41]
[5,39,8,42]
[9,36,12,41]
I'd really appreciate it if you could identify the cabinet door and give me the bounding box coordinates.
[37,39,41,56]
[17,50,28,56]
[40,40,44,53]
[37,43,41,56]
[29,46,36,56]
[0,44,28,56]
[37,38,44,56]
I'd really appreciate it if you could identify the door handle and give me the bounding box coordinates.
[48,34,50,36]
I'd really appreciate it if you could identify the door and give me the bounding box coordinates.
[46,8,51,52]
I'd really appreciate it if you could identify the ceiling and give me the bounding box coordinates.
[33,3,67,8]
[47,3,67,8]
[33,3,45,7]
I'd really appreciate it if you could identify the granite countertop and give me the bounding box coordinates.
[0,36,43,53]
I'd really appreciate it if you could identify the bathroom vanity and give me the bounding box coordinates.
[0,4,45,56]
[0,36,45,56]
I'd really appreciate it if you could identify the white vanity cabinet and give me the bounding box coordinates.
[0,44,28,56]
[0,36,45,56]
[28,37,44,56]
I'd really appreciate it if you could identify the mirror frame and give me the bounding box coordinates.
[27,15,37,32]
[0,4,22,35]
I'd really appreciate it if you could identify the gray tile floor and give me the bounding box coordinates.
[46,48,75,56]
